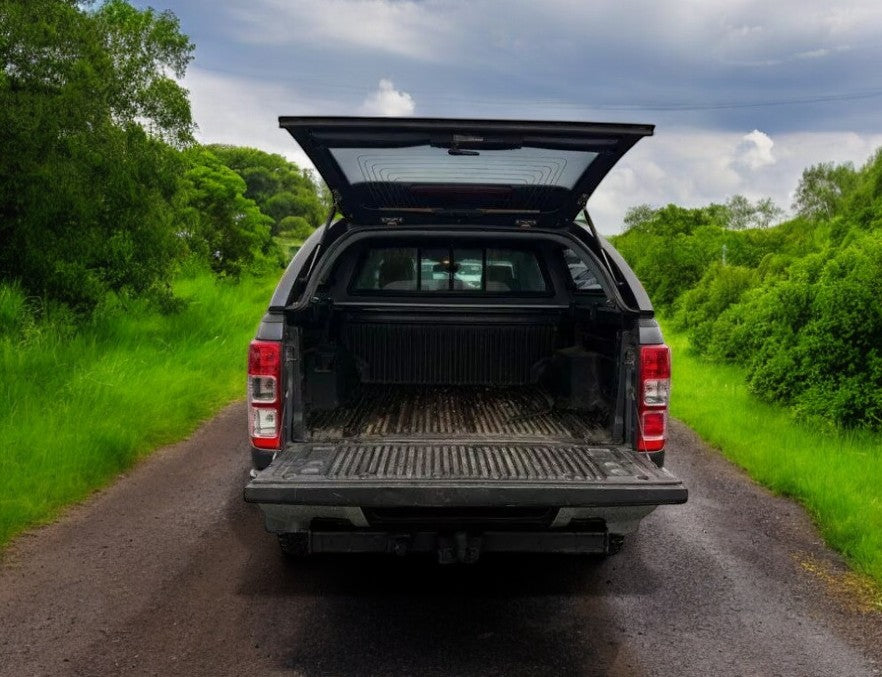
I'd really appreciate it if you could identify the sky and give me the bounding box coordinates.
[133,0,882,232]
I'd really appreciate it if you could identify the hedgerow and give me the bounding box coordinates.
[614,151,882,430]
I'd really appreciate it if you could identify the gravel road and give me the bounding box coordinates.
[1,402,880,676]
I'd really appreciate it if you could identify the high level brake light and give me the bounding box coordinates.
[637,344,671,452]
[248,340,282,449]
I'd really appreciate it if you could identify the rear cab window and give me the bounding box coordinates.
[351,246,549,294]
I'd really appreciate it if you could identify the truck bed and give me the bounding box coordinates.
[248,386,686,539]
[248,384,686,552]
[306,384,611,443]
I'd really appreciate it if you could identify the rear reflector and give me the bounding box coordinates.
[638,345,671,452]
[641,411,666,438]
[248,340,282,449]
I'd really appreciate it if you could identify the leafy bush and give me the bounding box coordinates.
[672,264,758,354]
[777,234,882,427]
[618,148,882,430]
[612,204,760,309]
[681,232,882,429]
[278,215,315,241]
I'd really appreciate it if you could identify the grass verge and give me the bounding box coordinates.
[664,322,882,590]
[0,272,277,547]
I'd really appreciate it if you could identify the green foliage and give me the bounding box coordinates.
[0,282,30,337]
[740,234,882,428]
[0,270,279,546]
[612,204,730,308]
[176,148,279,276]
[622,204,656,232]
[621,148,882,430]
[792,161,857,221]
[0,0,193,311]
[206,145,328,233]
[91,0,195,146]
[0,3,311,313]
[672,263,758,354]
[841,149,882,234]
[725,194,783,230]
[278,215,315,241]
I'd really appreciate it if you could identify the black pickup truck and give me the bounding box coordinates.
[244,117,687,561]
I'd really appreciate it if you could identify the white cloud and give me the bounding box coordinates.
[733,129,776,170]
[359,79,415,116]
[228,0,450,60]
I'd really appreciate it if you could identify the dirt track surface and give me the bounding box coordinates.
[1,403,880,676]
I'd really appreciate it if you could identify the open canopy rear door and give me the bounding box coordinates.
[280,117,653,227]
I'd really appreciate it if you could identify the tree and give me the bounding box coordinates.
[725,195,783,230]
[753,198,784,229]
[176,149,276,276]
[91,0,194,146]
[0,0,194,310]
[792,162,856,221]
[278,216,314,241]
[621,204,656,232]
[206,145,327,231]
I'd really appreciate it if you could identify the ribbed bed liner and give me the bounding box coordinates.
[326,443,618,481]
[307,385,610,442]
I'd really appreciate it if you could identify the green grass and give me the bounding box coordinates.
[664,321,882,587]
[0,272,278,547]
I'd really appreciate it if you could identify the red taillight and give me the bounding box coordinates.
[638,344,670,452]
[248,340,282,449]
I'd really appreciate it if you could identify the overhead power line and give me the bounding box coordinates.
[258,70,882,112]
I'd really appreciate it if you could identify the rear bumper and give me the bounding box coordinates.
[256,503,656,537]
[308,529,609,558]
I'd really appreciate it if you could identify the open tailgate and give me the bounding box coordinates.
[245,442,687,507]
